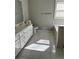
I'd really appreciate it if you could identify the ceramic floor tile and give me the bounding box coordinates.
[16,30,64,59]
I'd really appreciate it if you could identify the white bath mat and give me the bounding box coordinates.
[36,39,50,44]
[25,43,49,52]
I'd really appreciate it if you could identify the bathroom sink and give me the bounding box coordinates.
[15,23,26,34]
[15,20,32,34]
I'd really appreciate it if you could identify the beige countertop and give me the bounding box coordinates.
[15,24,32,34]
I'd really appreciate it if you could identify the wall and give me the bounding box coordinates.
[15,0,23,24]
[29,0,64,29]
[29,0,55,29]
[21,0,29,21]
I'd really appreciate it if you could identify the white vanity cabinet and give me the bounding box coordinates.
[20,25,33,48]
[15,25,33,56]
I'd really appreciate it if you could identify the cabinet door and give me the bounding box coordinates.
[20,38,25,48]
[20,34,26,48]
[20,31,24,37]
[24,33,30,43]
[15,33,20,41]
[15,40,21,56]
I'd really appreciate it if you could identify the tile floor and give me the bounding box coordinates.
[16,30,64,59]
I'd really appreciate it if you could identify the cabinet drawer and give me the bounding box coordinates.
[15,33,20,41]
[20,30,26,36]
[20,39,26,48]
[20,34,25,40]
[24,35,30,42]
[25,33,30,39]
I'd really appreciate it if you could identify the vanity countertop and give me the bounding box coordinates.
[15,24,32,34]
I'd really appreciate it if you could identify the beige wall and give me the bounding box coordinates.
[29,0,55,29]
[29,0,64,29]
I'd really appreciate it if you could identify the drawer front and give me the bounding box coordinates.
[15,33,20,41]
[20,39,26,48]
[25,32,31,39]
[20,35,26,48]
[20,34,25,40]
[24,34,30,42]
[20,31,24,37]
[25,29,33,38]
